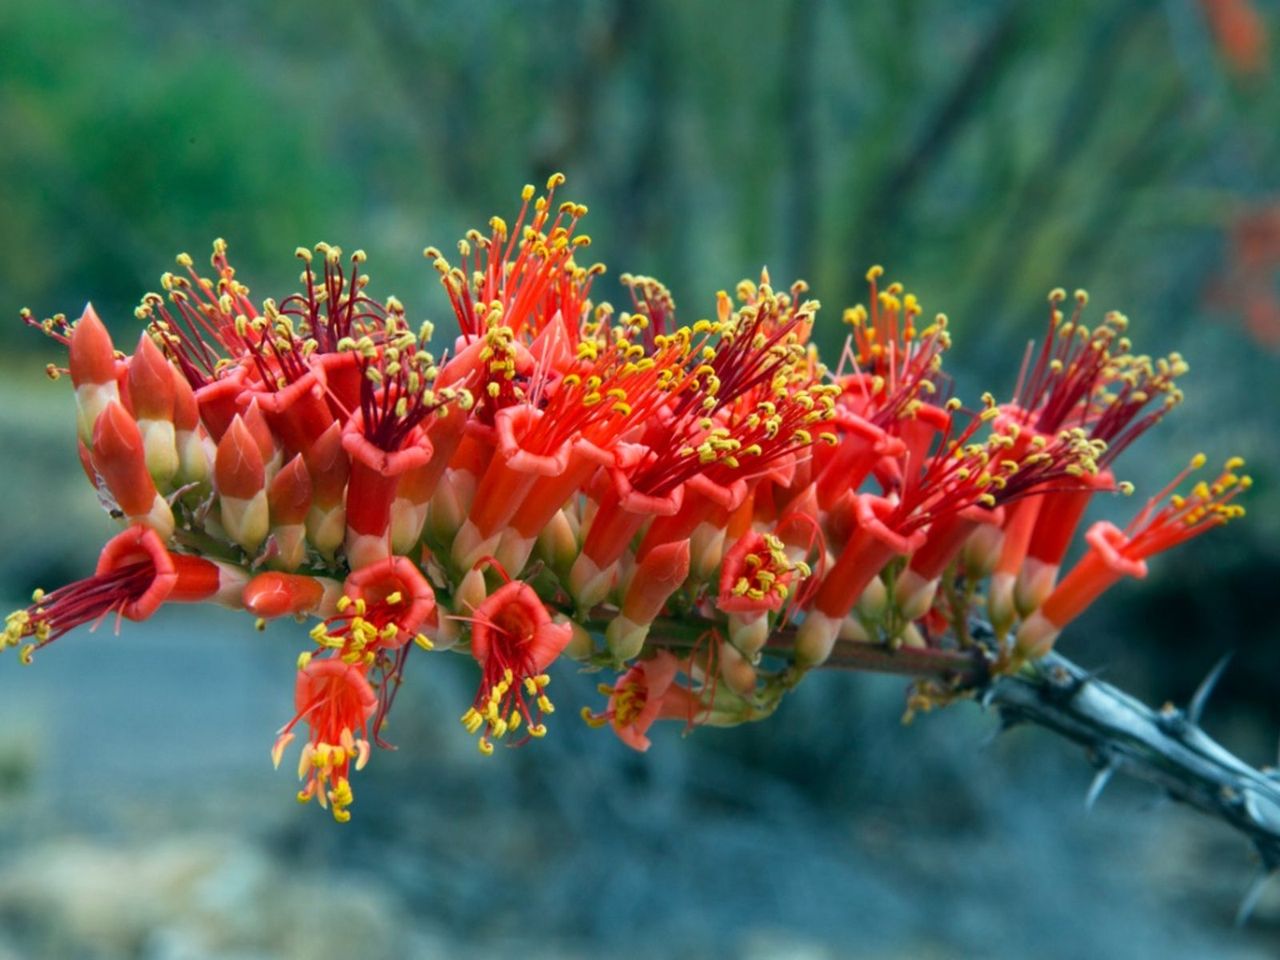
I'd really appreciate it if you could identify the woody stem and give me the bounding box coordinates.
[639,616,988,683]
[989,650,1280,877]
[643,615,1280,875]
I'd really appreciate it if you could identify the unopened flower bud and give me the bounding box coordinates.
[216,415,269,554]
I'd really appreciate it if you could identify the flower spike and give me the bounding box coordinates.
[9,184,1253,830]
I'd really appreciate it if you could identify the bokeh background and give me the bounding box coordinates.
[1,1,1278,957]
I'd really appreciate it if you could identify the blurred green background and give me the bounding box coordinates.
[1,1,1278,958]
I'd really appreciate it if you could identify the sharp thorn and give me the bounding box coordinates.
[1085,765,1115,812]
[1235,869,1274,928]
[1188,653,1234,726]
[981,713,1021,748]
[1074,663,1109,685]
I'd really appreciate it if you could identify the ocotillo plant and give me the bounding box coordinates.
[4,178,1265,894]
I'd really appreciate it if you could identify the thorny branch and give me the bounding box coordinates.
[987,649,1280,921]
[646,617,1280,919]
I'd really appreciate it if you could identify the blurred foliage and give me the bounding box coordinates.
[0,0,1277,737]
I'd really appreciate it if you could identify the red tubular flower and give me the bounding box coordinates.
[313,351,364,419]
[243,572,341,620]
[833,270,952,438]
[302,421,349,559]
[840,267,949,386]
[497,435,614,576]
[889,402,953,481]
[716,530,813,694]
[68,303,117,389]
[814,410,903,511]
[1014,522,1148,660]
[412,337,486,505]
[3,526,238,660]
[126,332,180,488]
[169,365,209,487]
[241,397,281,474]
[981,293,1117,602]
[987,493,1044,632]
[268,453,312,525]
[389,460,436,556]
[336,555,439,656]
[606,539,690,660]
[568,273,824,599]
[798,494,927,667]
[137,241,258,389]
[68,303,121,445]
[194,366,249,443]
[273,657,377,823]
[428,174,592,344]
[452,404,573,571]
[259,243,394,421]
[636,473,748,565]
[215,414,269,554]
[268,454,314,570]
[246,369,333,460]
[428,424,497,545]
[1014,347,1184,611]
[461,580,572,754]
[718,531,809,625]
[1016,456,1249,658]
[569,464,684,607]
[569,283,831,606]
[582,651,686,752]
[984,384,1106,631]
[91,401,175,540]
[342,417,432,570]
[340,306,460,568]
[807,401,1026,662]
[1015,468,1116,613]
[295,566,432,746]
[490,302,709,573]
[895,504,1005,621]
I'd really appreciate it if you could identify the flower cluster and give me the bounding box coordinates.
[5,176,1247,820]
